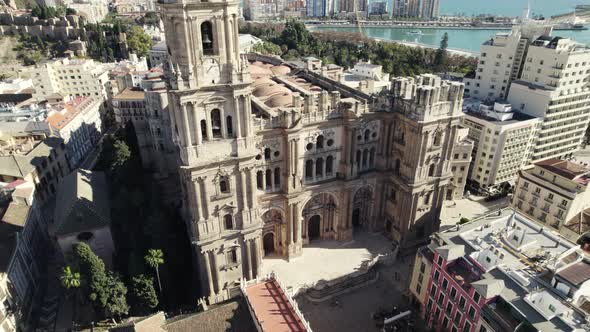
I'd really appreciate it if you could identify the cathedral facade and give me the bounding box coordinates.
[158,0,470,304]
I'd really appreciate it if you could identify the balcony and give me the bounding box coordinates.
[544,196,553,203]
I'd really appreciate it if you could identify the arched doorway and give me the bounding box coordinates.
[353,186,374,231]
[302,193,338,242]
[263,233,275,256]
[352,208,361,228]
[308,215,321,241]
[261,209,283,256]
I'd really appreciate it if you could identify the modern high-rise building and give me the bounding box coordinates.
[464,25,553,101]
[419,0,439,18]
[507,36,590,162]
[306,0,333,17]
[159,0,468,304]
[461,100,541,192]
[465,23,590,162]
[391,0,420,17]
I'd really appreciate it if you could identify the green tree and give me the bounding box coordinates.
[60,266,81,322]
[144,249,164,294]
[60,266,81,291]
[434,32,449,72]
[73,243,129,320]
[126,25,153,57]
[130,275,158,315]
[112,139,131,170]
[103,272,130,319]
[252,41,282,56]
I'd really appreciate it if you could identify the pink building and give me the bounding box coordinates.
[423,244,504,332]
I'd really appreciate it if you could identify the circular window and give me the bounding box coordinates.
[77,232,94,241]
[274,151,280,157]
[327,139,334,147]
[306,143,314,151]
[255,154,262,160]
[372,132,377,138]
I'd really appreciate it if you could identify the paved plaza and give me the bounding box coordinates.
[440,195,510,228]
[296,253,419,332]
[573,146,590,166]
[261,231,393,292]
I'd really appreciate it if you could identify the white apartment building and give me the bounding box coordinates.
[464,24,553,101]
[507,36,590,162]
[149,41,168,69]
[25,58,112,101]
[512,158,590,238]
[462,100,541,191]
[46,97,102,169]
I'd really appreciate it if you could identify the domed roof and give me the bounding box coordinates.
[249,64,273,76]
[270,65,291,76]
[252,77,275,88]
[253,83,290,98]
[266,93,293,108]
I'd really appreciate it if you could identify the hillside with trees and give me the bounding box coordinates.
[240,20,477,77]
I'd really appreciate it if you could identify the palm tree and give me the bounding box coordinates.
[144,249,164,293]
[60,266,81,323]
[60,265,81,292]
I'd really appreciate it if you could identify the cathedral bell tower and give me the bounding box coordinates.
[159,0,254,166]
[159,0,261,304]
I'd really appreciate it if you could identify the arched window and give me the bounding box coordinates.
[316,158,324,177]
[274,167,281,188]
[364,129,370,141]
[305,160,313,179]
[369,147,375,167]
[264,148,271,160]
[362,149,368,168]
[211,109,222,138]
[326,156,334,175]
[201,22,214,55]
[226,116,233,137]
[316,135,324,149]
[256,171,263,189]
[220,178,229,193]
[200,120,207,140]
[434,131,442,146]
[224,214,233,229]
[265,169,271,189]
[428,164,435,177]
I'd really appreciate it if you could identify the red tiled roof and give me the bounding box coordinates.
[245,280,307,332]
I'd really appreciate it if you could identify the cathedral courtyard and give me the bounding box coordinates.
[260,230,393,292]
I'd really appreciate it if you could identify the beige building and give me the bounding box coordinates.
[25,58,112,101]
[464,24,553,101]
[507,36,590,162]
[512,158,590,237]
[160,0,467,304]
[462,101,541,192]
[0,122,70,203]
[447,127,473,200]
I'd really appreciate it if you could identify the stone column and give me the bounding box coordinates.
[212,250,221,294]
[269,169,275,190]
[193,180,202,221]
[294,202,301,243]
[204,251,215,296]
[223,13,233,63]
[311,161,316,182]
[244,96,252,137]
[234,97,242,138]
[255,237,262,277]
[233,15,240,62]
[193,102,202,146]
[245,239,253,280]
[181,103,191,147]
[205,108,213,140]
[219,107,227,139]
[200,178,210,220]
[240,169,248,210]
[261,169,267,191]
[248,168,257,209]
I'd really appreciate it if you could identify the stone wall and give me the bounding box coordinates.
[0,13,86,41]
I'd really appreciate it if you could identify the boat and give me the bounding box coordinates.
[553,23,588,31]
[407,30,423,35]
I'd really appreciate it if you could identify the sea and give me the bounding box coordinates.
[312,0,590,53]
